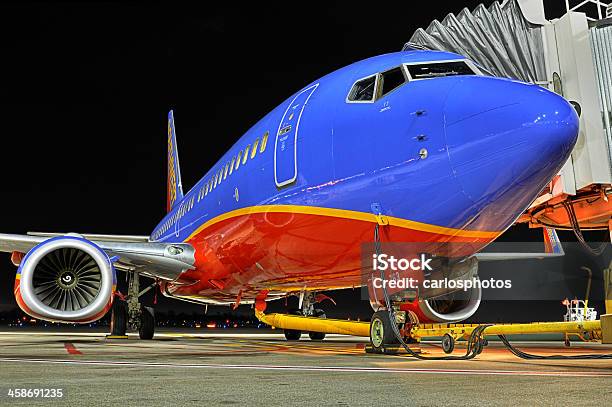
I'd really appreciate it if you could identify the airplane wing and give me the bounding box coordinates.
[0,233,195,281]
[475,228,564,262]
[27,232,150,243]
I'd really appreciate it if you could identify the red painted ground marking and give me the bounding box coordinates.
[64,342,82,355]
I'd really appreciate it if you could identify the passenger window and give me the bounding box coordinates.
[217,169,223,184]
[380,67,406,97]
[224,163,229,179]
[242,145,250,164]
[348,75,377,102]
[236,151,243,170]
[214,173,218,188]
[205,181,210,195]
[260,131,269,153]
[251,139,259,159]
[230,157,235,175]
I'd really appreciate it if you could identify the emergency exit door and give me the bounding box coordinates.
[274,83,318,187]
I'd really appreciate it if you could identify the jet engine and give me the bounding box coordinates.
[13,236,116,323]
[371,255,482,323]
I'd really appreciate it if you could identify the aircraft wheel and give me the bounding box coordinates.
[284,329,302,341]
[369,311,399,353]
[308,309,326,341]
[284,309,302,341]
[442,333,455,354]
[139,305,155,340]
[110,299,127,336]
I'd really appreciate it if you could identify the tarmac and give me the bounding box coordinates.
[0,328,610,406]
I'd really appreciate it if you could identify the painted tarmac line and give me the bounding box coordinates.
[0,358,610,378]
[63,342,82,355]
[0,332,361,340]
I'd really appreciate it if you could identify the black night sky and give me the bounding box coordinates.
[0,1,607,322]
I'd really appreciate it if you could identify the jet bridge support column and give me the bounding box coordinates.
[603,258,612,344]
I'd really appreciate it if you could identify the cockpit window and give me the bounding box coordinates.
[347,75,377,102]
[380,67,406,97]
[405,61,476,79]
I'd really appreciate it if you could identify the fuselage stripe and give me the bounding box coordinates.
[184,204,500,242]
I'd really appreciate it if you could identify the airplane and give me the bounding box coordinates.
[0,49,578,347]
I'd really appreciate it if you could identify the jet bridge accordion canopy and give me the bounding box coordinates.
[404,0,547,84]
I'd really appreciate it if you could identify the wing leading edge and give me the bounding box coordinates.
[475,228,564,262]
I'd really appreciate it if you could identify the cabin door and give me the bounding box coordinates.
[274,83,318,188]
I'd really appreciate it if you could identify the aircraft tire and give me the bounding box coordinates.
[284,309,302,341]
[110,299,127,336]
[369,310,399,353]
[308,309,326,341]
[139,305,155,340]
[442,333,455,354]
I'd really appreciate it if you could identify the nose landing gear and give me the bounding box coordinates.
[308,309,327,341]
[369,311,400,353]
[283,292,331,341]
[283,309,303,341]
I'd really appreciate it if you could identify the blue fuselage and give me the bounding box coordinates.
[152,50,578,246]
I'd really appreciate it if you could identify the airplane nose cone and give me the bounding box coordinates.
[444,77,579,225]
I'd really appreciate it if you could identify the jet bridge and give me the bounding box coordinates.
[406,0,612,237]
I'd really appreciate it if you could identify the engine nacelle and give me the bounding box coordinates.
[369,255,481,323]
[400,282,482,323]
[14,236,116,323]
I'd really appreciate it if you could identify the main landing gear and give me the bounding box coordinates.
[283,292,328,341]
[369,311,399,353]
[110,271,156,340]
[368,309,489,356]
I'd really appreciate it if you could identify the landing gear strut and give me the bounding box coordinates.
[109,271,156,340]
[283,292,328,341]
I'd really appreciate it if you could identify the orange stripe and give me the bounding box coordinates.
[185,205,500,241]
